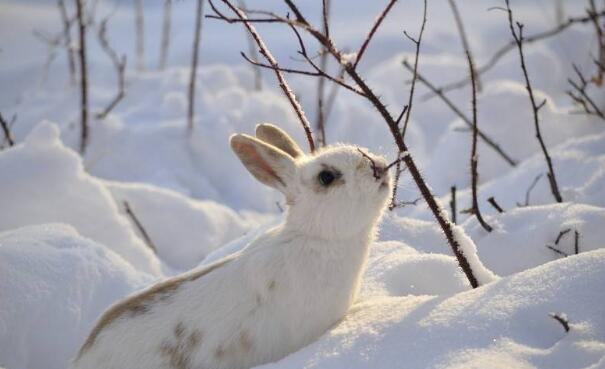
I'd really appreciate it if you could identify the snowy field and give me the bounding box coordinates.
[1,0,605,368]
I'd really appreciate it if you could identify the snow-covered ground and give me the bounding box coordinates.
[1,0,604,368]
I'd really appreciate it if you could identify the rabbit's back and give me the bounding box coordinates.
[72,228,360,369]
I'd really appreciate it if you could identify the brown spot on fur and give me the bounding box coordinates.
[76,256,233,359]
[174,322,185,339]
[214,345,225,359]
[268,280,276,291]
[159,326,203,369]
[239,330,253,352]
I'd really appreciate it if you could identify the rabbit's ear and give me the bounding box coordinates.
[255,123,304,159]
[230,134,296,193]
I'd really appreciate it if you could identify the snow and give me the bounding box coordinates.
[0,122,162,276]
[0,224,153,369]
[1,0,605,368]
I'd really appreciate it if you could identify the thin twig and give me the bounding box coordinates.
[403,61,518,167]
[467,50,492,232]
[430,9,605,96]
[0,113,15,148]
[450,186,457,224]
[555,228,571,245]
[212,0,316,151]
[96,17,127,120]
[188,0,206,133]
[57,0,76,84]
[546,245,569,257]
[238,0,262,90]
[447,0,481,91]
[401,0,427,139]
[574,230,580,254]
[212,0,484,288]
[315,0,331,146]
[123,201,157,254]
[517,173,543,207]
[75,0,89,154]
[353,0,398,69]
[134,0,145,71]
[487,196,504,213]
[505,0,563,203]
[550,313,570,332]
[158,0,172,70]
[567,64,605,120]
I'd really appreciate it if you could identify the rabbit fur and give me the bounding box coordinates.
[71,123,392,369]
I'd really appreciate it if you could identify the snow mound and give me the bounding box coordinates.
[106,180,274,271]
[0,224,153,369]
[361,241,469,297]
[259,249,605,369]
[465,202,605,276]
[0,122,162,275]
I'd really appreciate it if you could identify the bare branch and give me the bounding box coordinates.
[450,185,457,224]
[96,17,127,120]
[467,50,492,232]
[447,0,481,91]
[212,0,485,288]
[315,0,331,147]
[505,0,563,203]
[188,0,206,133]
[574,230,580,254]
[123,201,157,254]
[0,113,15,148]
[567,64,605,120]
[487,196,505,213]
[554,228,571,245]
[353,0,398,69]
[401,0,427,139]
[517,173,543,207]
[403,60,518,167]
[57,0,76,84]
[75,0,89,154]
[158,0,172,70]
[134,0,145,71]
[209,0,316,151]
[550,313,570,332]
[546,245,569,257]
[430,9,605,96]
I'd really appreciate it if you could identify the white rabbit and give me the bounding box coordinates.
[71,123,392,369]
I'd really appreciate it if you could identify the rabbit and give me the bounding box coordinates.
[71,123,392,369]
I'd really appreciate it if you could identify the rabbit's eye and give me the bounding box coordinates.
[318,170,336,186]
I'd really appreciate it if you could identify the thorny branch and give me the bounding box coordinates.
[209,0,486,288]
[95,17,126,120]
[238,0,262,90]
[505,0,563,203]
[209,0,316,151]
[402,60,518,167]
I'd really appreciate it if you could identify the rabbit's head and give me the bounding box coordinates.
[231,124,392,240]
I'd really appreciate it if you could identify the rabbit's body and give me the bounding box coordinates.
[72,124,391,369]
[73,224,374,369]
